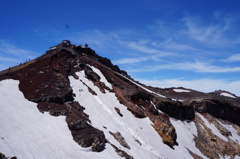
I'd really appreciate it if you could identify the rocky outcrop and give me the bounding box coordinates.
[38,101,106,152]
[84,65,101,82]
[110,144,134,159]
[113,87,146,118]
[156,100,195,120]
[152,117,178,148]
[114,107,123,117]
[0,152,17,159]
[194,114,240,159]
[109,131,131,149]
[0,153,7,159]
[65,102,106,152]
[187,99,240,126]
[37,102,68,116]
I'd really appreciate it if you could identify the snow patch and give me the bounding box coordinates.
[220,92,236,98]
[170,118,207,159]
[89,65,112,89]
[173,89,190,93]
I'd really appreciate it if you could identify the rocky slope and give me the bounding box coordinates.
[0,41,240,159]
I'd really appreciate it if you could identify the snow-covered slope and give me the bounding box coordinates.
[0,68,205,159]
[0,42,240,159]
[70,66,207,159]
[0,79,119,159]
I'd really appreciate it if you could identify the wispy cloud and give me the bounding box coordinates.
[125,40,177,56]
[155,39,197,51]
[0,40,38,70]
[138,78,240,96]
[113,53,166,64]
[33,12,240,92]
[113,56,150,64]
[182,13,240,46]
[223,54,240,62]
[127,60,240,73]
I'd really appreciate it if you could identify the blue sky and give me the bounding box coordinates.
[1,0,240,95]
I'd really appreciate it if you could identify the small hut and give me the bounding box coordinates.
[49,40,71,50]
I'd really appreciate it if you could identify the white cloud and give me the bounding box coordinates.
[113,56,150,64]
[113,54,165,64]
[182,14,240,46]
[223,54,240,62]
[138,78,240,96]
[127,41,176,55]
[156,39,197,51]
[0,40,38,71]
[127,61,240,73]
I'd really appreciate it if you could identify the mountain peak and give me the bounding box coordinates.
[0,41,240,159]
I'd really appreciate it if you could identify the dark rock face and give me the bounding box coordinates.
[156,101,195,120]
[205,99,240,126]
[149,106,159,115]
[0,49,107,152]
[4,50,76,104]
[130,92,151,103]
[84,65,100,82]
[187,99,240,126]
[73,128,106,152]
[0,153,7,159]
[0,152,17,159]
[37,102,68,116]
[69,120,89,131]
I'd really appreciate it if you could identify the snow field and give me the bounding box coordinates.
[3,66,237,159]
[173,89,190,93]
[0,79,120,159]
[70,66,207,159]
[220,92,236,98]
[70,70,165,159]
[169,118,207,159]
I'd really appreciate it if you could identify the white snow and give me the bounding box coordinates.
[1,66,239,159]
[69,66,207,159]
[220,92,236,98]
[0,79,120,159]
[173,89,190,93]
[218,120,240,144]
[89,65,112,89]
[117,73,167,98]
[170,118,207,159]
[50,46,56,50]
[219,154,232,159]
[70,69,165,159]
[196,113,228,142]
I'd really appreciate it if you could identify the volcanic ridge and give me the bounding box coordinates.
[0,40,240,159]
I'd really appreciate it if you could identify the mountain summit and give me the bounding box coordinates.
[0,41,240,159]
